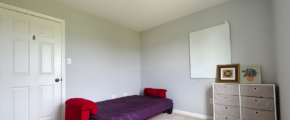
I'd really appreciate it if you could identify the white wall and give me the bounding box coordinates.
[0,0,141,101]
[273,0,290,119]
[140,0,275,116]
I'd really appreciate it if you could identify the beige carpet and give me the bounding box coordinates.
[148,113,208,120]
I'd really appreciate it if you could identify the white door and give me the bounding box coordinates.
[0,7,62,120]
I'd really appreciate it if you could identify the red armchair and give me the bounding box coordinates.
[65,98,98,120]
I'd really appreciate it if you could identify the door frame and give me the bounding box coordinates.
[0,2,66,120]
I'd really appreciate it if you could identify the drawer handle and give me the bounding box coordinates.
[226,117,228,119]
[255,99,258,102]
[224,86,227,88]
[225,107,227,109]
[225,97,227,99]
[256,111,259,114]
[254,88,257,90]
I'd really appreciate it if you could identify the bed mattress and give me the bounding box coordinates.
[90,95,173,120]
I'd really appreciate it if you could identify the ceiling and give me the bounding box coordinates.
[54,0,229,32]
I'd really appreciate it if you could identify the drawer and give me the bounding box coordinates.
[241,96,274,111]
[240,85,274,98]
[215,114,240,120]
[215,104,240,117]
[215,94,240,106]
[241,108,275,120]
[214,84,239,95]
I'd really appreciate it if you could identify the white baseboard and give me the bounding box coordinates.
[173,109,213,119]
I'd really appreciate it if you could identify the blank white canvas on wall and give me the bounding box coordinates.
[189,22,231,78]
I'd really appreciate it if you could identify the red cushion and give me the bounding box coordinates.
[145,88,167,98]
[65,98,98,120]
[143,88,153,96]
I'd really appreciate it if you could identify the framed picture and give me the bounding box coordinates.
[240,65,261,84]
[216,64,240,83]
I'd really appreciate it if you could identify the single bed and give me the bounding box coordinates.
[65,88,174,120]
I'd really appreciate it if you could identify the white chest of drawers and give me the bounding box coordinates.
[213,83,277,120]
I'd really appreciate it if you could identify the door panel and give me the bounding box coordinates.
[12,87,29,120]
[39,42,54,74]
[13,19,30,34]
[13,38,30,75]
[40,26,54,38]
[0,7,62,120]
[39,85,54,119]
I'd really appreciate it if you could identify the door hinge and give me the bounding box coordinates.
[61,78,62,81]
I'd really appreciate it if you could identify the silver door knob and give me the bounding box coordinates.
[55,78,60,82]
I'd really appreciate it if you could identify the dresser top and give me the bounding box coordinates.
[212,83,275,86]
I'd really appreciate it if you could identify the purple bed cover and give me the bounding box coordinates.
[90,95,173,120]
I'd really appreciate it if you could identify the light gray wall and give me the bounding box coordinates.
[0,0,141,101]
[1,0,283,118]
[140,0,275,116]
[273,0,290,119]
